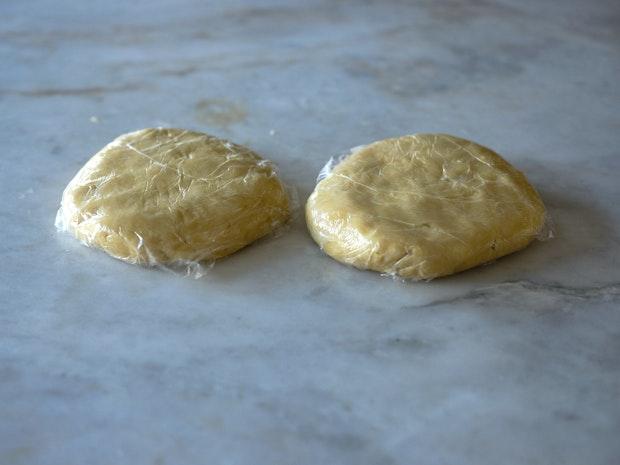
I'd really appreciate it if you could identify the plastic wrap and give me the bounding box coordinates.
[56,128,293,277]
[306,133,552,280]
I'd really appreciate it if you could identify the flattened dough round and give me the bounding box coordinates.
[57,128,290,266]
[306,134,546,279]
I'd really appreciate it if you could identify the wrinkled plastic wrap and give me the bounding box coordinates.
[56,128,293,277]
[306,133,553,280]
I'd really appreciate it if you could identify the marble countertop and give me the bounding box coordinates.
[1,0,619,464]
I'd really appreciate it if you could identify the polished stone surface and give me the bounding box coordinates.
[1,1,619,464]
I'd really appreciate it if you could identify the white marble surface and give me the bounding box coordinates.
[1,0,620,464]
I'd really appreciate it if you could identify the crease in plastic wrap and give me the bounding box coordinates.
[56,128,296,278]
[306,133,553,281]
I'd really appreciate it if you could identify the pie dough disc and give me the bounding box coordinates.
[306,134,547,280]
[57,128,290,269]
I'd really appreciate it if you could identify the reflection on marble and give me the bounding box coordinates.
[1,0,619,464]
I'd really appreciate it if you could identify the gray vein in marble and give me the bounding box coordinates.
[415,280,620,309]
[0,83,147,98]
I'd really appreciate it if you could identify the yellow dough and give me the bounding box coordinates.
[306,134,546,279]
[57,128,290,268]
